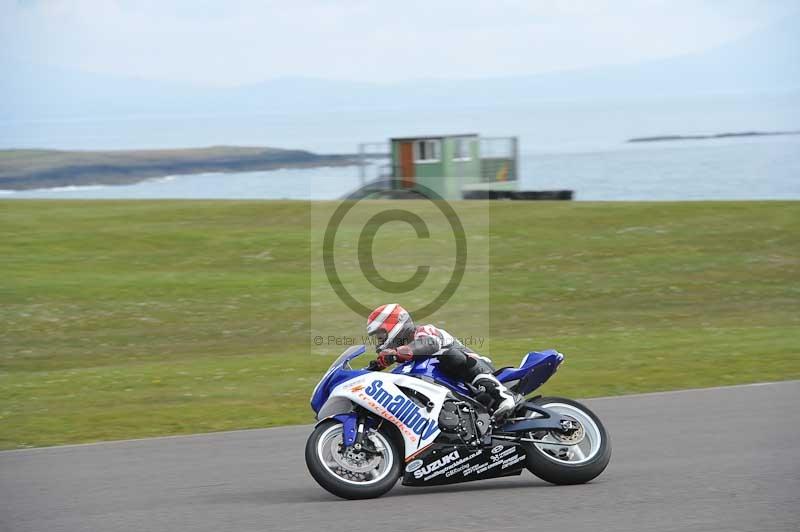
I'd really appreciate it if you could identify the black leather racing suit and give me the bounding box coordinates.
[404,324,495,382]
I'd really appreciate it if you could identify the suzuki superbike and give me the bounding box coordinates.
[306,345,611,499]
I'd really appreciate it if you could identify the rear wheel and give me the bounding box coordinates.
[305,420,401,499]
[523,396,611,485]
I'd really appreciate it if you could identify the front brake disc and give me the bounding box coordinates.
[330,436,381,473]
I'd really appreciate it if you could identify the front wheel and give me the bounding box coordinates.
[523,396,611,485]
[305,420,401,499]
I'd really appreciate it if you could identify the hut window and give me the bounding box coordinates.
[453,138,472,161]
[415,140,440,162]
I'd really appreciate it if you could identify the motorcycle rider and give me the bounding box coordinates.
[366,303,517,417]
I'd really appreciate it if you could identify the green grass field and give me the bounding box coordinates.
[1,200,798,449]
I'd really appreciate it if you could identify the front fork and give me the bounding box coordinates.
[332,409,375,450]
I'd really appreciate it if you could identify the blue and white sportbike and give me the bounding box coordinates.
[306,345,611,499]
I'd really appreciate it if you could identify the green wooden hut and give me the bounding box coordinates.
[387,134,518,200]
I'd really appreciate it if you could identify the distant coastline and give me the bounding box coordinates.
[0,146,366,190]
[627,130,800,143]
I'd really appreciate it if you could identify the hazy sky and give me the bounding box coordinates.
[1,0,798,87]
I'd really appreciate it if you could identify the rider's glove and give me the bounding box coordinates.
[395,345,413,363]
[376,349,397,369]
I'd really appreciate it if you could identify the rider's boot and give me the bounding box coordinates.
[472,373,518,418]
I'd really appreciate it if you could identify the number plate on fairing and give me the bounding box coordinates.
[401,442,528,486]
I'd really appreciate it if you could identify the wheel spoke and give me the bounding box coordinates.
[530,402,602,465]
[571,444,586,461]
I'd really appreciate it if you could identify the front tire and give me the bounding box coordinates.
[305,420,401,499]
[523,396,611,485]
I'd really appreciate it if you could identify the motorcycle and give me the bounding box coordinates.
[306,345,611,499]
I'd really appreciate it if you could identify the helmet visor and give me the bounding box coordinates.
[369,328,388,351]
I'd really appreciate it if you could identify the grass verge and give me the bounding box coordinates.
[1,200,798,449]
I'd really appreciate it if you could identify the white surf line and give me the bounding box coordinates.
[2,380,797,455]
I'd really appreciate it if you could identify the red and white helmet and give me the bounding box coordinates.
[366,304,415,350]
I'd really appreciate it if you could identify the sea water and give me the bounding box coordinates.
[2,91,798,200]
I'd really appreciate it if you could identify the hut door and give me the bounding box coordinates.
[399,142,415,188]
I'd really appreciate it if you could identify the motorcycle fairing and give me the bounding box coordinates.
[393,357,471,395]
[322,372,449,459]
[311,345,371,415]
[312,345,567,459]
[401,441,527,486]
[495,349,564,394]
[393,349,564,397]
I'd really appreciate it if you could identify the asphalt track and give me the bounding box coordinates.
[1,381,798,532]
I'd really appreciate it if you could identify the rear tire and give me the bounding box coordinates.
[305,420,401,499]
[523,396,611,485]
